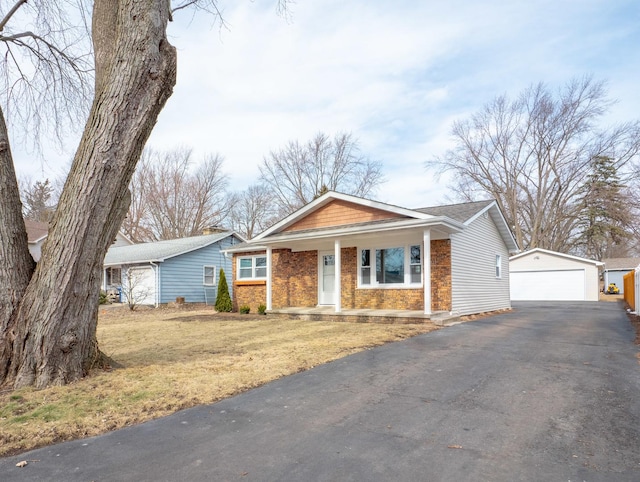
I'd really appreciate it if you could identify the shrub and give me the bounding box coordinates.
[239,304,250,314]
[215,269,232,312]
[258,304,267,315]
[99,291,109,305]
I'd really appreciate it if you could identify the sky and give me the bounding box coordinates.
[13,0,640,209]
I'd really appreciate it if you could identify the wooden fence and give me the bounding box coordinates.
[623,270,635,311]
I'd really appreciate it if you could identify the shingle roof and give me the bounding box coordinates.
[415,199,495,224]
[603,257,640,271]
[24,220,49,243]
[104,231,238,265]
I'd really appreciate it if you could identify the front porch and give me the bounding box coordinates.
[268,306,459,325]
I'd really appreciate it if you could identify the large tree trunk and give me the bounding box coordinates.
[0,0,177,389]
[0,107,36,382]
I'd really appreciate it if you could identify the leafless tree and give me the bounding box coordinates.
[259,132,385,216]
[0,0,92,155]
[229,184,279,239]
[428,77,640,254]
[124,147,231,242]
[121,266,153,311]
[120,151,155,243]
[0,0,289,390]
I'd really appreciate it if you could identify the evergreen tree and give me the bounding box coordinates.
[578,156,632,259]
[215,268,233,312]
[24,179,55,222]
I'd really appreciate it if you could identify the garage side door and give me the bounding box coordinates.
[125,267,156,306]
[510,270,586,301]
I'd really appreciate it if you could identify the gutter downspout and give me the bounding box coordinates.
[266,246,272,311]
[150,261,159,308]
[423,229,431,316]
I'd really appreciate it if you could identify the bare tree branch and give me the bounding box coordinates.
[0,0,93,153]
[127,148,230,241]
[259,131,385,216]
[428,76,640,254]
[0,0,27,33]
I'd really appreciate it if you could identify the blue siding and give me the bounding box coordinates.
[158,236,238,304]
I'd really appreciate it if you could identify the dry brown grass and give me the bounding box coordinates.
[0,306,437,457]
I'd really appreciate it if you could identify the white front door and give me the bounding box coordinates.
[319,252,336,305]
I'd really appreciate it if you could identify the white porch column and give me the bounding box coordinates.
[334,239,341,313]
[423,229,431,316]
[266,246,272,311]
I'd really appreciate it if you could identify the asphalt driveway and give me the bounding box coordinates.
[2,301,639,481]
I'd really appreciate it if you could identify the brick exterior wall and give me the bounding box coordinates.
[232,239,452,312]
[272,249,317,308]
[232,251,267,312]
[431,239,452,312]
[233,283,266,313]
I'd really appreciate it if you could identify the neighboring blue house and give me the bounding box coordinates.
[103,230,245,306]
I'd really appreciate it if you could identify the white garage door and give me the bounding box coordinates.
[510,269,586,301]
[124,267,156,306]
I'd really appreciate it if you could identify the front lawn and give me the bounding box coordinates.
[0,306,437,456]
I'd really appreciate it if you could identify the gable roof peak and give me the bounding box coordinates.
[510,247,604,266]
[253,190,433,241]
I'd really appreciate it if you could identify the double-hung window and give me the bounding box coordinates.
[106,267,122,287]
[203,266,216,286]
[359,244,422,287]
[361,249,371,284]
[238,255,267,280]
[410,245,422,283]
[495,254,502,278]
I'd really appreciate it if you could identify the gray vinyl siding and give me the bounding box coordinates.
[450,212,511,316]
[158,237,236,304]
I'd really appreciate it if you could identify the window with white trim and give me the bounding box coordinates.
[410,245,422,283]
[359,244,422,287]
[361,249,371,284]
[203,266,216,286]
[376,247,404,284]
[238,255,267,280]
[495,254,502,278]
[105,267,122,286]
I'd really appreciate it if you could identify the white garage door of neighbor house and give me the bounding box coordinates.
[127,267,156,306]
[510,269,586,301]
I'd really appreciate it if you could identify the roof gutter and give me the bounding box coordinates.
[260,216,463,244]
[224,217,463,254]
[103,258,164,267]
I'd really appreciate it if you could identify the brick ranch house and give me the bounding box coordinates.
[225,191,518,318]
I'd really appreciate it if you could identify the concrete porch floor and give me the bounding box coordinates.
[268,306,459,325]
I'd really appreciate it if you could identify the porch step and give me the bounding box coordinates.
[268,307,460,325]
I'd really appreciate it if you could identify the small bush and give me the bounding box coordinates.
[99,291,109,305]
[239,305,250,314]
[215,269,233,312]
[258,304,267,315]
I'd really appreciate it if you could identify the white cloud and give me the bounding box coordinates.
[11,0,640,210]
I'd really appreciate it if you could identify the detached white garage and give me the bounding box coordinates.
[509,248,603,301]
